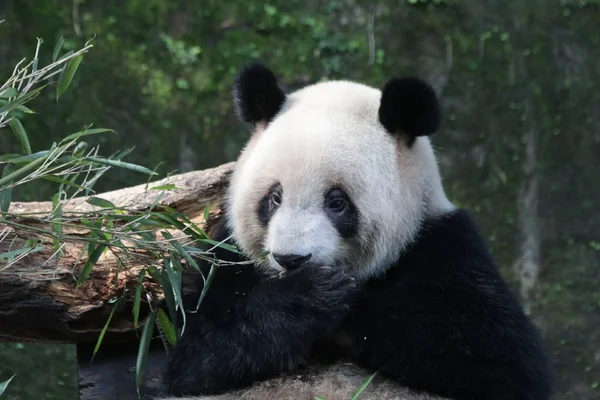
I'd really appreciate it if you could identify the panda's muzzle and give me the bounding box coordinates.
[273,253,312,270]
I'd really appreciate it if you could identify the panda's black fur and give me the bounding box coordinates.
[163,64,554,400]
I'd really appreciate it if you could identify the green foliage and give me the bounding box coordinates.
[0,29,243,398]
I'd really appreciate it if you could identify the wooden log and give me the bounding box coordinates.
[0,162,235,344]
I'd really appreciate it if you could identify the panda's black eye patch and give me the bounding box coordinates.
[257,183,282,227]
[324,187,358,238]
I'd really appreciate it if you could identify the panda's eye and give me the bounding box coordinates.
[270,191,282,207]
[328,198,346,213]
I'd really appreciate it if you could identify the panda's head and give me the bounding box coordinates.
[225,64,454,281]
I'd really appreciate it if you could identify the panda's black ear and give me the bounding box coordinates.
[378,77,441,139]
[232,63,287,125]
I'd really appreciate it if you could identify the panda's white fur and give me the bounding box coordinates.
[226,80,454,281]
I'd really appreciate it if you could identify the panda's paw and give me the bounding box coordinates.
[293,265,359,304]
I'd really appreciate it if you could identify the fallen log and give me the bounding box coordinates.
[0,162,235,344]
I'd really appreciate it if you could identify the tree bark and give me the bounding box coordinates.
[0,162,234,344]
[515,99,541,315]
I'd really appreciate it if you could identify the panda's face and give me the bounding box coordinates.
[226,65,452,280]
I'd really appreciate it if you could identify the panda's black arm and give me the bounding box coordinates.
[343,210,553,400]
[347,277,551,400]
[164,254,357,396]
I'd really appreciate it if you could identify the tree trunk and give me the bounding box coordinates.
[0,162,234,344]
[515,99,541,315]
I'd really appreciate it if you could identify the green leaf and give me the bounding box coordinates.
[14,105,36,114]
[136,309,157,395]
[161,231,201,273]
[58,49,74,62]
[163,257,185,330]
[0,151,50,189]
[76,244,107,288]
[73,141,88,157]
[60,127,116,144]
[150,184,180,191]
[92,298,121,362]
[86,196,116,209]
[5,151,48,164]
[51,193,63,256]
[0,84,48,115]
[194,263,218,312]
[0,87,18,99]
[41,176,87,191]
[159,206,209,240]
[0,165,14,213]
[156,308,177,347]
[9,118,32,155]
[160,261,179,332]
[52,35,65,62]
[350,372,378,400]
[200,238,240,254]
[87,156,158,176]
[112,146,135,161]
[0,374,16,396]
[0,154,22,162]
[56,54,84,99]
[133,269,146,329]
[0,245,46,261]
[203,203,210,222]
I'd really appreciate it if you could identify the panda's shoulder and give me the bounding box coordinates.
[411,208,495,270]
[373,208,511,299]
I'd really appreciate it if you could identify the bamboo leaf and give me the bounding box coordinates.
[200,238,240,254]
[60,127,116,144]
[150,184,180,191]
[0,87,18,99]
[92,298,121,362]
[133,269,146,329]
[0,153,50,189]
[76,244,107,288]
[5,151,48,164]
[0,374,16,396]
[160,265,179,332]
[51,193,63,256]
[87,156,158,176]
[0,245,46,261]
[58,49,74,62]
[86,196,116,209]
[161,231,201,273]
[0,165,14,213]
[136,309,157,395]
[156,308,177,347]
[194,263,218,312]
[163,256,185,333]
[56,54,84,99]
[42,175,87,190]
[350,372,378,400]
[52,35,65,62]
[0,154,22,162]
[14,105,36,114]
[203,203,210,222]
[0,84,48,115]
[9,118,32,155]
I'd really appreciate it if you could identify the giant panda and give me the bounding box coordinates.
[159,64,553,400]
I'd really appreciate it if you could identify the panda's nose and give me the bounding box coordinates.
[273,253,312,270]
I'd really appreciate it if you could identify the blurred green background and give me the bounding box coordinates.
[1,1,599,399]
